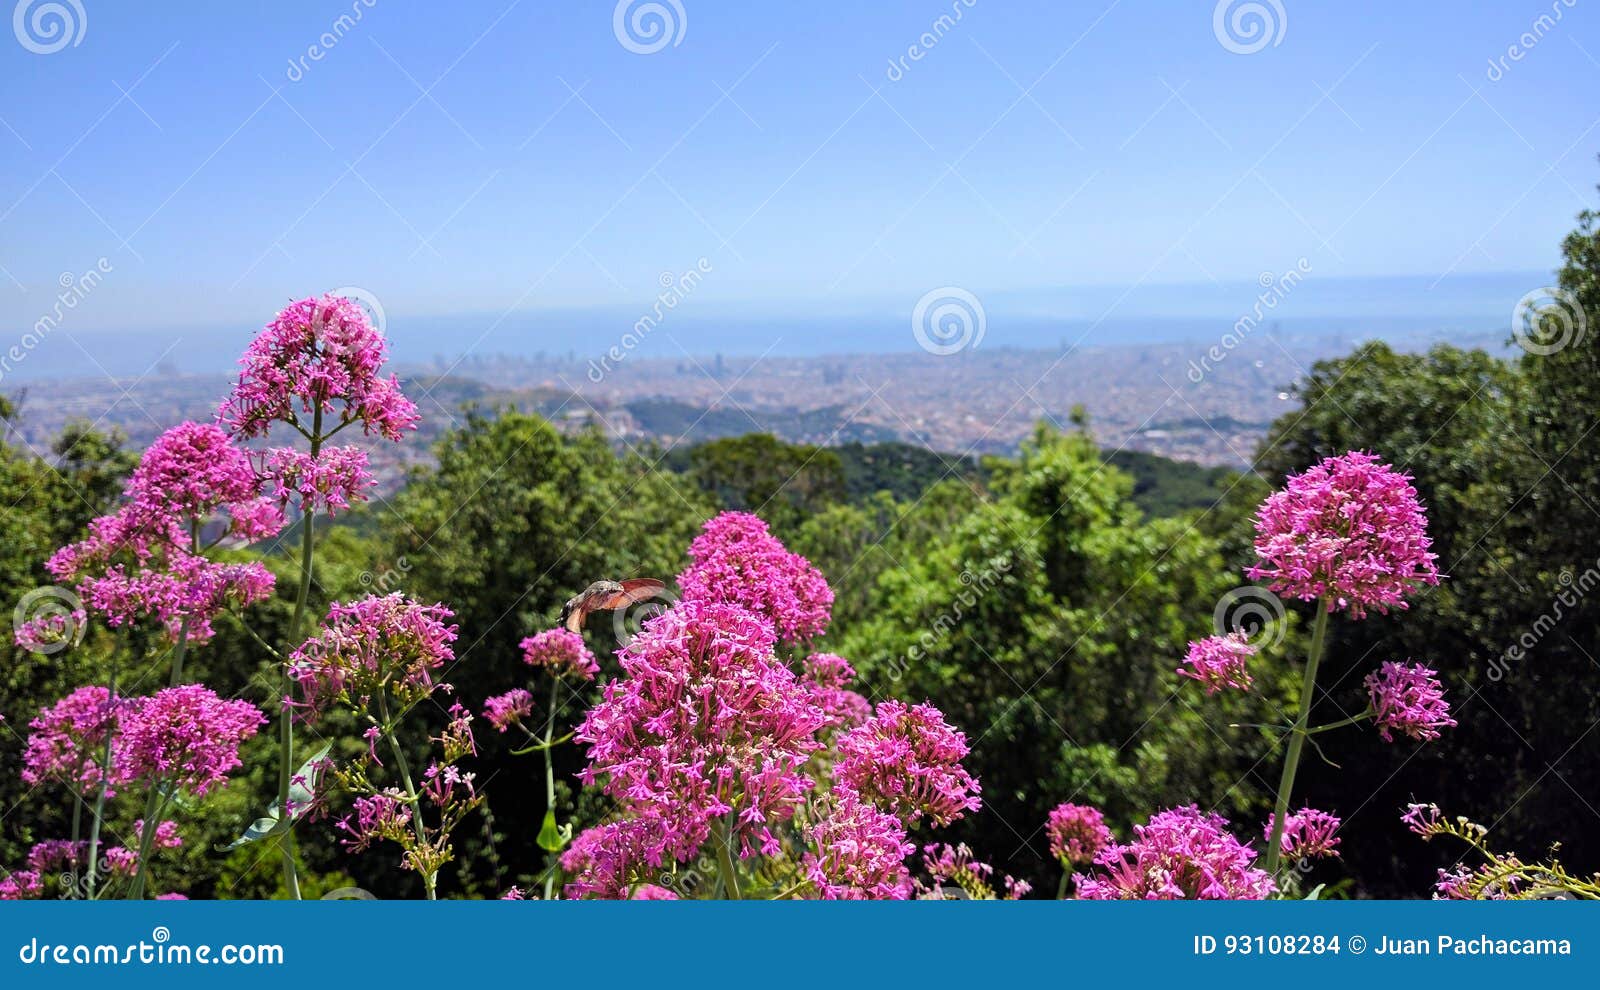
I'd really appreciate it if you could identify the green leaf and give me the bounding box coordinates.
[536,808,569,852]
[1303,883,1325,900]
[224,815,284,851]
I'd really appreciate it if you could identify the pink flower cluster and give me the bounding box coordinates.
[337,790,414,853]
[262,446,375,517]
[1046,802,1113,868]
[834,700,981,827]
[572,601,826,887]
[1178,633,1256,694]
[915,842,1031,899]
[1265,807,1342,860]
[113,685,266,796]
[21,685,121,790]
[678,512,833,642]
[1076,806,1276,900]
[802,653,871,733]
[482,689,535,732]
[803,792,915,900]
[44,423,282,643]
[1365,661,1456,743]
[218,294,419,441]
[560,818,666,899]
[519,628,599,681]
[289,594,459,717]
[1247,451,1440,618]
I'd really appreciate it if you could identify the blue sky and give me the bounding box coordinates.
[1,0,1597,358]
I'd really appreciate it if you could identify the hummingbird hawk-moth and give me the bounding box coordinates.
[560,578,667,633]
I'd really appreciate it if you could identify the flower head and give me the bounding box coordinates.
[0,871,42,901]
[289,594,458,718]
[1178,633,1256,694]
[1046,802,1113,868]
[262,446,375,516]
[575,601,825,862]
[913,843,1029,900]
[482,689,534,733]
[519,628,599,681]
[803,792,914,900]
[1247,451,1440,618]
[834,699,981,827]
[802,653,871,734]
[1265,807,1341,860]
[1365,661,1455,743]
[336,790,413,853]
[22,686,123,790]
[113,685,266,796]
[678,512,833,642]
[630,884,679,900]
[219,294,419,441]
[1075,806,1275,900]
[125,421,282,539]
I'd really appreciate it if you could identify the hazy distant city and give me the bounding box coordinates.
[1,325,1505,492]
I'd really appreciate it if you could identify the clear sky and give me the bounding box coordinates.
[1,0,1597,352]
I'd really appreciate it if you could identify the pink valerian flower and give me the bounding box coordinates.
[1265,807,1341,860]
[113,685,266,796]
[94,820,185,879]
[677,512,833,642]
[561,818,670,900]
[27,839,85,873]
[288,594,458,718]
[1401,802,1444,836]
[1247,451,1441,618]
[482,689,535,732]
[1365,662,1456,743]
[803,792,914,900]
[575,601,826,865]
[155,893,188,900]
[14,608,87,654]
[75,555,275,643]
[123,421,283,540]
[336,790,413,853]
[500,886,528,900]
[631,884,679,900]
[913,843,1030,900]
[802,653,871,734]
[22,686,122,790]
[260,446,375,516]
[519,628,599,681]
[218,294,420,442]
[1047,803,1113,868]
[0,871,42,900]
[1075,806,1276,900]
[433,703,477,761]
[834,700,981,828]
[1178,633,1255,694]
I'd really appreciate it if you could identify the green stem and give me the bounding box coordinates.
[1306,709,1375,735]
[715,814,742,900]
[128,788,178,900]
[1056,872,1070,900]
[130,616,191,899]
[1264,603,1331,878]
[541,677,560,901]
[84,650,119,900]
[275,409,321,901]
[378,692,436,900]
